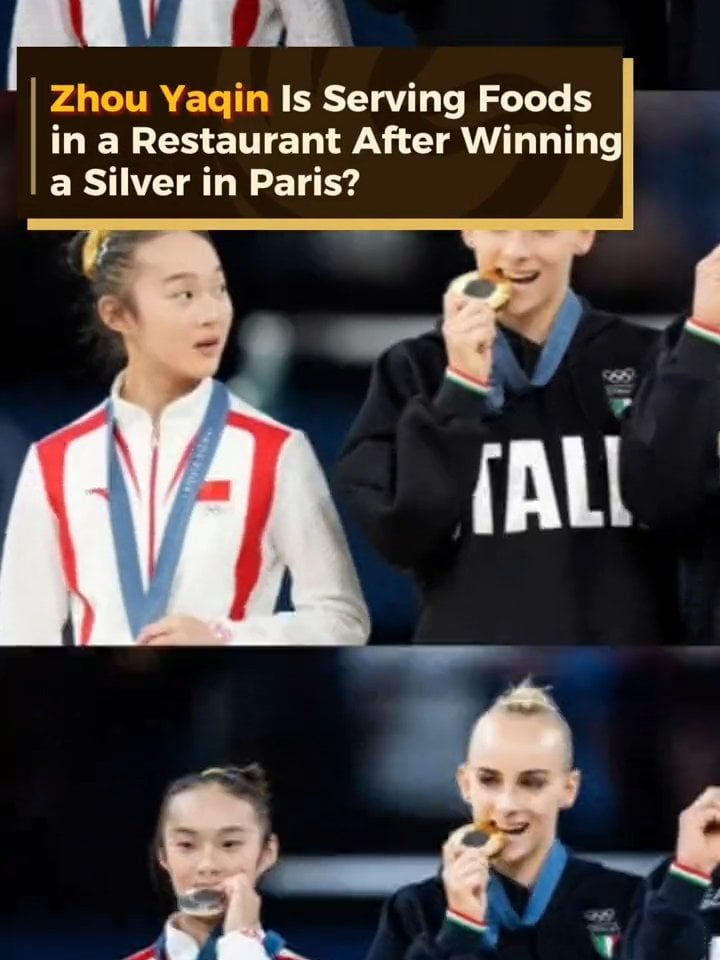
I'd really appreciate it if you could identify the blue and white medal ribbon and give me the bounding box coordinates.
[107,380,228,640]
[119,0,183,46]
[484,290,583,414]
[482,840,569,947]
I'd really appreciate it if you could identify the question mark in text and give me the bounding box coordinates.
[343,169,360,196]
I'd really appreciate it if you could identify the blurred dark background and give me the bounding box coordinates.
[2,92,720,641]
[0,647,718,960]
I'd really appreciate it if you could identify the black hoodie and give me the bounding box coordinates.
[619,318,720,641]
[621,858,720,960]
[365,856,641,960]
[337,304,681,643]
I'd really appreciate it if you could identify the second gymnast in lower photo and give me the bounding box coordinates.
[125,765,307,960]
[365,680,642,960]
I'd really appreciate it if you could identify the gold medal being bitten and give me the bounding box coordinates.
[449,821,508,859]
[447,268,512,312]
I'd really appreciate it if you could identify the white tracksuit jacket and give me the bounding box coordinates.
[124,924,308,960]
[0,378,369,645]
[8,0,353,89]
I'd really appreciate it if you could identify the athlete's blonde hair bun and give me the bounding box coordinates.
[469,678,574,769]
[494,678,561,716]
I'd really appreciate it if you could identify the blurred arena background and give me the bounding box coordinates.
[2,92,719,641]
[0,646,718,959]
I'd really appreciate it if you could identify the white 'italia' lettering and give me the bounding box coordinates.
[562,437,604,527]
[604,436,632,527]
[505,440,562,533]
[472,443,503,534]
[471,436,635,534]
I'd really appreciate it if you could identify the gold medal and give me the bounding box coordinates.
[447,268,512,312]
[449,821,508,859]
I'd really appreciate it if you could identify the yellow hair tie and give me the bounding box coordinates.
[82,229,112,279]
[200,767,227,777]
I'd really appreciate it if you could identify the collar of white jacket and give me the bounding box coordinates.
[110,373,215,433]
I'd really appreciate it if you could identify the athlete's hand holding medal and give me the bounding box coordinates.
[442,816,508,924]
[222,874,264,935]
[177,872,262,934]
[676,787,720,877]
[442,267,512,384]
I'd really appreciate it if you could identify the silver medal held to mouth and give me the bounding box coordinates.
[177,887,227,917]
[447,268,512,312]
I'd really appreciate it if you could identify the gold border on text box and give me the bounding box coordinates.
[28,59,634,232]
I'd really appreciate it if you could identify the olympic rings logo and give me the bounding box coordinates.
[584,909,617,924]
[602,368,636,384]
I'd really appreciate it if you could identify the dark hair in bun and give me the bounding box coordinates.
[66,230,211,376]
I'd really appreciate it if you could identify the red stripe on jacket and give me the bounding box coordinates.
[232,0,261,45]
[68,0,88,45]
[120,947,156,960]
[226,413,290,619]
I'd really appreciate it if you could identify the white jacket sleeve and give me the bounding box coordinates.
[8,0,79,90]
[217,931,273,960]
[226,430,369,645]
[277,0,353,45]
[0,445,69,644]
[217,932,308,960]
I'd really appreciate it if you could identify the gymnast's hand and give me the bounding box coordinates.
[692,245,720,330]
[442,827,490,924]
[223,873,262,935]
[676,787,720,876]
[137,615,224,645]
[442,290,497,385]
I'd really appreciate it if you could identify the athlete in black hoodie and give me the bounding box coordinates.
[364,0,667,87]
[337,231,681,643]
[364,681,641,960]
[621,787,720,960]
[619,244,720,641]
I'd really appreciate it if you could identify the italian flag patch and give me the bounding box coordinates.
[591,933,620,958]
[609,397,631,418]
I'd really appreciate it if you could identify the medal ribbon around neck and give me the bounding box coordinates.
[481,839,568,948]
[484,290,583,415]
[107,380,228,640]
[118,0,183,45]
